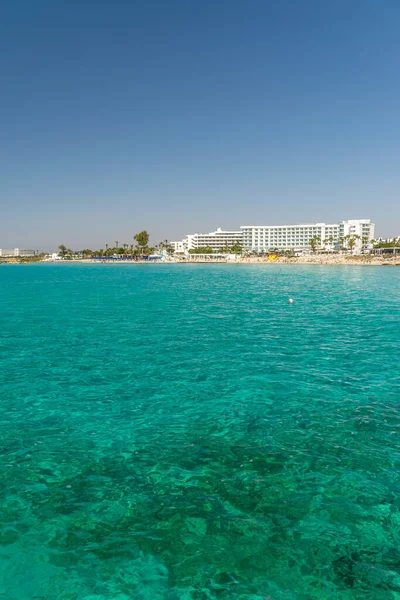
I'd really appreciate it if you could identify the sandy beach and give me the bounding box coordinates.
[42,255,400,266]
[237,255,400,266]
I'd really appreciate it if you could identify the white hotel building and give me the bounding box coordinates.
[0,248,36,257]
[172,219,375,254]
[241,219,374,253]
[171,227,243,253]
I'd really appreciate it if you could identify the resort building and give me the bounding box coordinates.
[171,227,243,253]
[170,240,188,254]
[374,236,400,244]
[0,248,36,257]
[172,220,375,254]
[240,219,375,253]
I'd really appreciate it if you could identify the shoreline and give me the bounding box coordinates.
[29,256,400,267]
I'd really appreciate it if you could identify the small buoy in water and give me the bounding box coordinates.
[288,298,294,304]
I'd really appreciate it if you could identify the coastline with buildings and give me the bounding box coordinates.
[2,219,400,266]
[3,254,399,266]
[171,219,375,255]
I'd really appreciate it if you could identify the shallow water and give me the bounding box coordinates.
[0,263,399,599]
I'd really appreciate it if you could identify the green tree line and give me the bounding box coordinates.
[58,231,175,259]
[371,239,400,249]
[188,243,243,255]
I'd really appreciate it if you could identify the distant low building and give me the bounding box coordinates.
[170,240,186,253]
[374,236,400,244]
[0,248,35,257]
[371,236,400,255]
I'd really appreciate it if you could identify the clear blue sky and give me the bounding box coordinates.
[1,0,399,250]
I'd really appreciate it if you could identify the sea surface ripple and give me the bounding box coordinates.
[0,264,399,599]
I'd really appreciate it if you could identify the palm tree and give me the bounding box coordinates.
[115,241,119,251]
[347,234,361,255]
[342,234,350,251]
[134,231,150,257]
[58,244,68,258]
[230,243,243,254]
[361,236,370,253]
[310,235,321,253]
[322,238,332,253]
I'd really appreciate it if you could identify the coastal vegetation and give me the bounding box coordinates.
[58,244,73,258]
[372,238,400,249]
[188,246,215,254]
[325,235,335,248]
[55,237,243,258]
[41,234,399,263]
[188,243,243,255]
[310,235,321,252]
[56,231,176,259]
[342,234,360,254]
[133,231,151,257]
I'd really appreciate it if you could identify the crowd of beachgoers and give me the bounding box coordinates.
[52,254,400,266]
[238,255,400,265]
[3,253,399,266]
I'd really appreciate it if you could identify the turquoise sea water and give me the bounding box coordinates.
[0,264,399,600]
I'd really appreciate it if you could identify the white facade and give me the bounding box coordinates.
[172,228,243,253]
[170,240,186,253]
[372,236,399,244]
[340,220,375,252]
[241,220,375,253]
[0,248,35,257]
